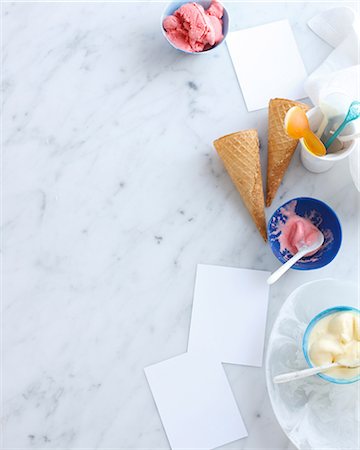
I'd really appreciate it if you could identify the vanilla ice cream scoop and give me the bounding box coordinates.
[328,312,354,343]
[308,310,360,379]
[338,341,360,363]
[309,335,343,365]
[354,314,360,340]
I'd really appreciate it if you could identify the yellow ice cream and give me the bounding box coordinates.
[328,312,354,343]
[308,310,360,379]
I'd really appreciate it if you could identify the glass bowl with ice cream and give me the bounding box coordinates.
[303,307,360,384]
[268,197,342,270]
[161,1,229,54]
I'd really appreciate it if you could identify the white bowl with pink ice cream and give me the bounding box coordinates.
[161,1,229,54]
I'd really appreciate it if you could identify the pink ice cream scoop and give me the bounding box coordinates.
[163,1,224,52]
[280,216,322,256]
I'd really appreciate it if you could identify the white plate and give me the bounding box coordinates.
[265,279,359,450]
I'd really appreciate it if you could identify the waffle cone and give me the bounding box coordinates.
[266,98,310,207]
[214,129,267,241]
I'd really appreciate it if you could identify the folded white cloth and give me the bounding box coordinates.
[305,7,360,190]
[305,6,360,104]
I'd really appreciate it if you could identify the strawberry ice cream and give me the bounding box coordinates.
[163,1,224,52]
[279,215,321,256]
[274,201,323,256]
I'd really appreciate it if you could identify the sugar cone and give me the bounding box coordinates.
[266,98,310,207]
[214,129,267,241]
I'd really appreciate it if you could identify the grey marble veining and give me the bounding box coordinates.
[2,1,358,449]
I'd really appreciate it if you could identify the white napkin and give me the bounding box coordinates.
[188,264,270,366]
[305,7,360,190]
[226,20,307,111]
[145,264,270,450]
[145,353,248,450]
[305,6,360,103]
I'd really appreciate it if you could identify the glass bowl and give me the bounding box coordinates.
[302,306,360,384]
[266,279,359,449]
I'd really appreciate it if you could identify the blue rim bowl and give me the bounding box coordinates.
[161,1,229,54]
[268,197,342,270]
[302,306,360,384]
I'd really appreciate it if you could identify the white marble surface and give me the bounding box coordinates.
[2,1,358,449]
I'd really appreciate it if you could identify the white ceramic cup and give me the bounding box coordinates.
[300,106,357,173]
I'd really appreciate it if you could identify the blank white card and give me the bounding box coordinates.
[226,19,307,111]
[145,353,247,450]
[188,264,270,366]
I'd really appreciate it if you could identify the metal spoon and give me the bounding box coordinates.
[274,359,360,384]
[267,231,324,285]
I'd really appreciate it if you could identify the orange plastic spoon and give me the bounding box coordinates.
[284,106,326,157]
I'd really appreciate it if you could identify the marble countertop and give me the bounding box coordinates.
[2,1,358,449]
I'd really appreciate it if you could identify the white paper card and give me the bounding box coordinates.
[226,19,307,111]
[145,353,247,450]
[188,264,270,366]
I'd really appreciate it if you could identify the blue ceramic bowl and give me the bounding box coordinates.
[302,306,360,384]
[268,197,342,270]
[161,1,229,54]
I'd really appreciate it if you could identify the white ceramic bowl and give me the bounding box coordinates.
[300,107,357,173]
[349,145,360,192]
[161,1,229,54]
[265,279,359,449]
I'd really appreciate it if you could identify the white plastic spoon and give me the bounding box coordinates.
[330,131,360,142]
[316,116,328,139]
[267,231,324,285]
[273,359,360,384]
[316,92,351,140]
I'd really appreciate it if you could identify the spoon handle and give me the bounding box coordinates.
[333,131,360,142]
[325,118,348,149]
[273,362,337,384]
[267,250,306,285]
[316,116,328,139]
